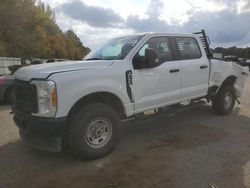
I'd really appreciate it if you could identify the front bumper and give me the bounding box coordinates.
[13,107,66,152]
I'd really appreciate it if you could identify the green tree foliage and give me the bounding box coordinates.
[0,0,90,59]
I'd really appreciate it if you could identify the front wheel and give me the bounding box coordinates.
[68,103,121,159]
[212,85,235,115]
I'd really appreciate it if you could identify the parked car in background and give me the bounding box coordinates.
[224,55,241,64]
[0,74,14,103]
[8,58,67,75]
[246,59,250,71]
[46,59,68,63]
[8,58,44,75]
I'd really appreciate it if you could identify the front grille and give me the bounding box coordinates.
[13,79,38,113]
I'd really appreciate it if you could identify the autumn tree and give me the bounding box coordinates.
[65,30,90,60]
[0,0,90,59]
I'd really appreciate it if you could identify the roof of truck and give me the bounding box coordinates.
[116,32,198,39]
[122,33,197,39]
[142,32,197,37]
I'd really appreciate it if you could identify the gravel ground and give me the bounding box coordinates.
[0,77,249,188]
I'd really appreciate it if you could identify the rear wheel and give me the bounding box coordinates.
[68,103,121,159]
[212,85,235,115]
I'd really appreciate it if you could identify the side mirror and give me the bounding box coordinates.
[145,48,158,68]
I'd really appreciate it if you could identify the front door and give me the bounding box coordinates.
[130,36,181,113]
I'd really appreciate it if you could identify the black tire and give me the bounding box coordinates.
[68,103,121,160]
[5,87,13,104]
[212,85,235,115]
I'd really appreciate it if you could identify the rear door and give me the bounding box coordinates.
[174,37,210,100]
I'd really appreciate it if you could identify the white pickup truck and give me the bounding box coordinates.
[13,30,248,159]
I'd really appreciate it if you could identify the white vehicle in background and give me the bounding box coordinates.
[12,30,248,159]
[246,59,250,71]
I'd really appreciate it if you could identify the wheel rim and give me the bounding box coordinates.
[85,117,113,149]
[224,92,233,109]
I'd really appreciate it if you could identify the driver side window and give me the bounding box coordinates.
[133,37,173,69]
[139,44,148,56]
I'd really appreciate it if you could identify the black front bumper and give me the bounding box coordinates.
[13,107,67,152]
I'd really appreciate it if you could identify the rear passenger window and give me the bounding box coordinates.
[176,37,201,60]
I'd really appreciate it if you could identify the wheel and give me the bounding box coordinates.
[212,85,235,115]
[68,103,121,159]
[5,87,13,104]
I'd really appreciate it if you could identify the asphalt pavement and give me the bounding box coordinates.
[0,77,250,188]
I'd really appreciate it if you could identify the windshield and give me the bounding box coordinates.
[85,35,143,61]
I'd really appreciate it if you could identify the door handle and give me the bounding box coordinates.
[169,69,180,73]
[200,65,208,69]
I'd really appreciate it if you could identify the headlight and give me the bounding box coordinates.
[31,80,57,117]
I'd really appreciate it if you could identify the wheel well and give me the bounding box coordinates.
[209,76,236,93]
[219,76,237,90]
[67,92,126,119]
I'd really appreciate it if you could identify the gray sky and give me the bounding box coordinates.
[41,0,250,49]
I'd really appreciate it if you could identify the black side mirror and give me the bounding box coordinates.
[145,48,158,68]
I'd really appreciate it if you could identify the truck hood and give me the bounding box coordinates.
[14,60,114,81]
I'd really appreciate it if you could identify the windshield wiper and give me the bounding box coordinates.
[85,58,103,61]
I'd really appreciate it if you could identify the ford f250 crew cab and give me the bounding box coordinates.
[12,30,248,159]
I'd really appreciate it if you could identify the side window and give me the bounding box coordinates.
[133,37,173,68]
[139,44,148,56]
[176,37,201,60]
